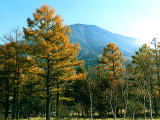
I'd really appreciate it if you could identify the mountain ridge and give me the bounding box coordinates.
[69,24,139,67]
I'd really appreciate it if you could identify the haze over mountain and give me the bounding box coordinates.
[69,24,139,67]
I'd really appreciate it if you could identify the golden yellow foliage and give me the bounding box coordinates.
[98,43,125,80]
[23,5,85,110]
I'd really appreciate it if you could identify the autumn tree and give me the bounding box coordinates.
[0,44,26,120]
[0,44,11,120]
[19,66,45,119]
[131,44,155,120]
[23,5,83,120]
[151,38,160,116]
[97,42,125,119]
[62,66,89,118]
[4,29,21,120]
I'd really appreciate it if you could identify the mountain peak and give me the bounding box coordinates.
[69,24,138,67]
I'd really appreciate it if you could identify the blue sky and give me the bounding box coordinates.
[1,0,160,44]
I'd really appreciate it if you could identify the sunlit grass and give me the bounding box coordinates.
[19,117,160,120]
[25,119,113,120]
[20,118,116,120]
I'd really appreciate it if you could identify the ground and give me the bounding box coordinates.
[19,117,160,120]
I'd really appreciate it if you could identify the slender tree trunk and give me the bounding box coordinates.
[16,80,19,120]
[56,81,59,118]
[16,48,20,120]
[123,99,127,120]
[156,55,160,117]
[149,84,153,120]
[4,90,9,120]
[81,108,83,117]
[123,86,128,120]
[109,90,117,120]
[132,87,141,120]
[3,69,9,120]
[46,80,50,120]
[114,107,117,120]
[144,94,146,120]
[115,86,118,120]
[132,109,135,120]
[46,57,50,120]
[149,95,153,120]
[123,65,129,120]
[12,87,16,119]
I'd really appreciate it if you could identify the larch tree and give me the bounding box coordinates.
[151,38,160,116]
[4,29,21,120]
[0,28,30,120]
[131,44,155,120]
[0,42,27,120]
[97,42,125,120]
[122,64,130,120]
[0,44,11,120]
[19,65,45,119]
[23,5,83,120]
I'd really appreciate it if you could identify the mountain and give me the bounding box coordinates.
[69,24,139,67]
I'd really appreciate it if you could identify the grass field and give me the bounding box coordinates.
[19,117,160,120]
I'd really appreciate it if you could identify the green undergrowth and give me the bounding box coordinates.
[18,117,160,120]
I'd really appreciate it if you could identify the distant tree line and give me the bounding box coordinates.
[1,4,160,120]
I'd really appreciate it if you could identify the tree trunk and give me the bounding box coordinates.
[4,91,9,120]
[132,109,135,120]
[123,65,129,120]
[123,90,128,120]
[16,63,20,120]
[149,95,153,120]
[4,66,10,120]
[16,80,19,120]
[88,78,93,119]
[12,87,16,119]
[46,78,50,120]
[81,108,83,117]
[149,84,153,120]
[46,57,50,120]
[123,102,127,120]
[109,90,117,120]
[16,42,20,120]
[56,81,59,118]
[114,107,117,120]
[144,94,146,120]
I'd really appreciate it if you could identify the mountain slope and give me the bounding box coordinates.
[69,24,139,67]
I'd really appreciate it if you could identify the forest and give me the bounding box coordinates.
[1,4,160,120]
